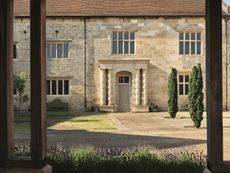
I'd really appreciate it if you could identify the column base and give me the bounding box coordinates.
[131,105,149,112]
[0,165,52,173]
[99,105,115,112]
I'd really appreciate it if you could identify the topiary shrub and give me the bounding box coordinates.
[168,68,178,118]
[188,64,204,128]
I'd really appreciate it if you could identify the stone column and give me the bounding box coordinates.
[100,69,106,105]
[143,69,148,105]
[108,70,115,105]
[135,69,140,105]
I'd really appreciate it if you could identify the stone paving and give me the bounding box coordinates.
[15,111,230,160]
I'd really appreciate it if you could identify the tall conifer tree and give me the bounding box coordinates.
[168,68,178,118]
[188,64,204,128]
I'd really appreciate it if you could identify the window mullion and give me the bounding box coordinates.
[55,44,57,58]
[62,80,64,95]
[61,43,64,58]
[49,80,51,95]
[117,33,118,54]
[183,76,186,95]
[50,80,52,96]
[56,80,58,95]
[189,36,191,55]
[128,32,129,54]
[123,32,124,54]
[195,33,197,55]
[183,33,185,54]
[49,45,51,58]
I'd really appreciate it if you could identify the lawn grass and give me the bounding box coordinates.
[48,113,117,130]
[14,111,117,131]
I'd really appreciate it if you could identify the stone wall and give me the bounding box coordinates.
[14,18,86,111]
[13,17,230,111]
[87,17,206,111]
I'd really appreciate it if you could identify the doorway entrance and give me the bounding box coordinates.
[117,72,132,112]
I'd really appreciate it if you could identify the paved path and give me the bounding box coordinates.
[15,112,230,160]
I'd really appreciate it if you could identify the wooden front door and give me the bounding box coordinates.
[117,75,131,112]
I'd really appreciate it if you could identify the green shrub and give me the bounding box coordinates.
[168,68,178,118]
[188,64,204,128]
[14,145,206,173]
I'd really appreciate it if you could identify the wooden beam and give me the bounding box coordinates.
[206,0,223,169]
[209,162,230,173]
[0,0,14,163]
[30,0,47,165]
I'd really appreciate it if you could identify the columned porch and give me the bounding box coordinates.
[98,59,149,112]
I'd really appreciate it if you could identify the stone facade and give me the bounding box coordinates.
[13,16,230,112]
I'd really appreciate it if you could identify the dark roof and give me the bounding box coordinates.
[14,0,226,17]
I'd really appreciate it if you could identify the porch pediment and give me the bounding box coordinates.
[98,58,150,70]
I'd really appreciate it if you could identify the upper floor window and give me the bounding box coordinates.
[13,44,17,59]
[46,42,69,59]
[178,74,189,95]
[179,32,201,55]
[46,79,69,96]
[112,32,135,55]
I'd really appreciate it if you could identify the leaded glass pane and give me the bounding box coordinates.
[64,43,69,58]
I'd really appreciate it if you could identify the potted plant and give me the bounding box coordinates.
[149,103,158,112]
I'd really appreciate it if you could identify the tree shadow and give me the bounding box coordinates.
[14,111,109,127]
[15,129,206,149]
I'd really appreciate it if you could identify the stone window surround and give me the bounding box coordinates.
[13,42,18,60]
[98,59,149,111]
[179,31,202,56]
[46,41,70,59]
[178,73,190,96]
[46,78,70,96]
[112,31,136,55]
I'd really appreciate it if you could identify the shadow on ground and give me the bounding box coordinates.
[15,129,206,149]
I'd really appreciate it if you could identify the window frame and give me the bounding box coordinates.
[13,43,18,60]
[178,74,190,96]
[112,31,136,55]
[46,79,70,96]
[179,32,202,56]
[46,41,70,59]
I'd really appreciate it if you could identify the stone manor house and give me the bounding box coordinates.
[13,0,230,112]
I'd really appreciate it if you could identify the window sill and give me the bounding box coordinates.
[47,95,71,97]
[178,54,203,57]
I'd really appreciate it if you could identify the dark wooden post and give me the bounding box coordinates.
[0,0,14,163]
[30,0,47,166]
[206,0,223,171]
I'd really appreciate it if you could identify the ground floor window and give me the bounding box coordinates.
[178,74,189,95]
[13,44,17,59]
[47,79,69,95]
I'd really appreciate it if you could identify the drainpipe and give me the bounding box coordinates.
[225,17,229,110]
[84,18,87,110]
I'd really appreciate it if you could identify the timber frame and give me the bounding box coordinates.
[206,0,230,172]
[0,0,47,169]
[0,0,230,172]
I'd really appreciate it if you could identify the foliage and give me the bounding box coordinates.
[188,64,204,128]
[149,103,158,112]
[14,72,29,110]
[168,68,178,118]
[14,145,206,173]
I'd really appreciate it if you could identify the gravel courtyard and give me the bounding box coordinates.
[15,112,230,160]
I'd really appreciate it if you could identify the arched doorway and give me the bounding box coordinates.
[116,71,132,112]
